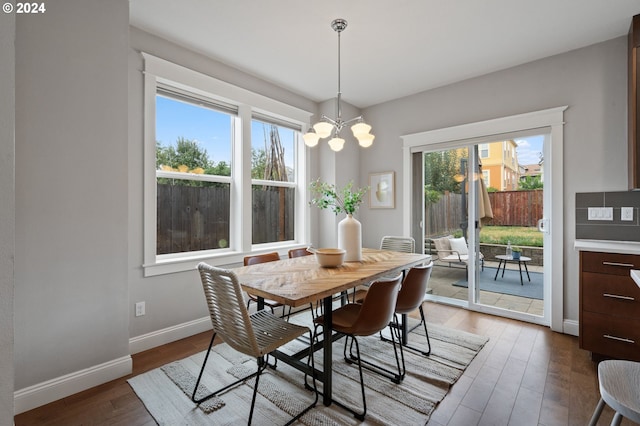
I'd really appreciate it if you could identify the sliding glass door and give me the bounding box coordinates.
[416,136,549,325]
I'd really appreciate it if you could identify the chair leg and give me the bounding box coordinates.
[345,323,404,384]
[611,412,623,426]
[333,335,367,421]
[192,332,262,404]
[248,357,267,425]
[588,398,605,426]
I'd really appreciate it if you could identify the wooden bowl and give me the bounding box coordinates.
[311,248,346,268]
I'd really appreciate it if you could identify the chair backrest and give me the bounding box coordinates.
[244,251,280,266]
[288,248,312,258]
[395,262,433,314]
[432,236,452,254]
[197,262,261,357]
[351,274,403,336]
[380,236,415,253]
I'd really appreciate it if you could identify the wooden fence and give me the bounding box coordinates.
[425,189,543,237]
[157,184,293,254]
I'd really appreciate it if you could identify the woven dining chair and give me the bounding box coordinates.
[244,252,291,319]
[193,262,318,425]
[311,274,402,421]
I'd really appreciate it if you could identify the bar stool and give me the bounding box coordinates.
[588,360,640,426]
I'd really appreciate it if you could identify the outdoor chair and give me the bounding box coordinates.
[311,274,402,420]
[192,262,318,425]
[244,252,291,319]
[432,235,484,270]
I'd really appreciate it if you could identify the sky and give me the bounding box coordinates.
[515,135,544,165]
[155,95,295,169]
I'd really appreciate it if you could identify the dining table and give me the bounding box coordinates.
[234,247,430,406]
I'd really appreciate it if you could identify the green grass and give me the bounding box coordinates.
[479,226,543,247]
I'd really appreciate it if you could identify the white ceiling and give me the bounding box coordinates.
[129,0,640,108]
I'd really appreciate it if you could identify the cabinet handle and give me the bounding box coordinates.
[603,334,635,344]
[601,261,635,268]
[603,293,636,301]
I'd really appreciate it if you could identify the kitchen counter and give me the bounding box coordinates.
[574,239,640,255]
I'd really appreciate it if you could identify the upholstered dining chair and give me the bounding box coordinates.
[244,252,291,319]
[356,262,434,383]
[311,274,402,421]
[193,262,318,425]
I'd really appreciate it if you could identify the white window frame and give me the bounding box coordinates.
[142,53,312,276]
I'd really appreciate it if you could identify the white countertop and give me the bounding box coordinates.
[631,270,640,289]
[574,239,640,255]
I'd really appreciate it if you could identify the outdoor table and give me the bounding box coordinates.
[494,254,532,285]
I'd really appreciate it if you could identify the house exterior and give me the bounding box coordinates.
[479,140,520,191]
[1,0,634,420]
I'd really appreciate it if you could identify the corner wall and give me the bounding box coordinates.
[14,0,130,412]
[0,6,15,424]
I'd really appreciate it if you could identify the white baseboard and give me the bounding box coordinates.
[129,316,212,354]
[563,319,579,336]
[14,355,132,415]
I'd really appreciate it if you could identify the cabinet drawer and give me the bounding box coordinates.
[581,251,640,275]
[580,311,640,361]
[582,272,640,319]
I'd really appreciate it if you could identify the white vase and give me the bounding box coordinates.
[338,214,362,261]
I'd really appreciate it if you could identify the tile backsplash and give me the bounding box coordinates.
[576,191,640,241]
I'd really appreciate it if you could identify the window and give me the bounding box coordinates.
[142,53,311,276]
[482,170,490,187]
[479,143,489,158]
[250,118,298,244]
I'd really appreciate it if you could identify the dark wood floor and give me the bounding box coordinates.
[14,303,637,425]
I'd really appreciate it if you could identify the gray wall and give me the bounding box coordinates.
[0,6,15,423]
[14,0,130,390]
[358,36,628,323]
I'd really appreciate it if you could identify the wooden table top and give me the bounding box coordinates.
[234,248,430,307]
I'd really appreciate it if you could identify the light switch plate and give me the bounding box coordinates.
[621,207,634,221]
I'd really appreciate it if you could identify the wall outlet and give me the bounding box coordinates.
[621,207,634,221]
[135,301,145,317]
[588,207,613,221]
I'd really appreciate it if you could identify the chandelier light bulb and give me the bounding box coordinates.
[351,122,372,138]
[313,122,334,139]
[303,130,320,147]
[328,137,345,152]
[357,133,375,148]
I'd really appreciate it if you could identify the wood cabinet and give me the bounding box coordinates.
[579,251,640,361]
[629,14,640,189]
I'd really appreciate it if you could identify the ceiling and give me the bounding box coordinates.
[129,0,640,109]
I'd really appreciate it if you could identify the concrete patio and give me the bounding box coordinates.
[427,259,544,316]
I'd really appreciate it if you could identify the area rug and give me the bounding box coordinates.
[128,313,487,425]
[452,266,543,300]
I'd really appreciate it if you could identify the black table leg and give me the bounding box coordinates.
[524,262,531,281]
[322,296,333,406]
[494,260,503,280]
[518,261,524,285]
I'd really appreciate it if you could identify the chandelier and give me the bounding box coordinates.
[303,18,375,152]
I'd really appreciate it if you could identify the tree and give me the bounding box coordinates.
[518,175,543,190]
[156,137,211,170]
[423,149,465,194]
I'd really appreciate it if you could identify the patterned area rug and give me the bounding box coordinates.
[128,313,488,425]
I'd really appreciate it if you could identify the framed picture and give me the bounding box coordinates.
[369,171,395,209]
